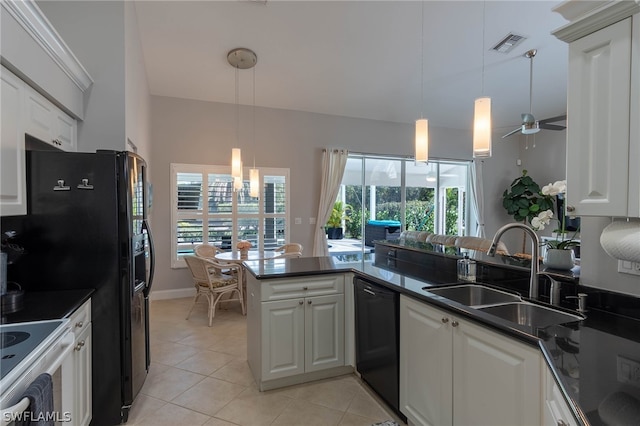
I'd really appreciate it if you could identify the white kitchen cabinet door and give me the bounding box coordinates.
[0,67,26,216]
[629,14,640,217]
[304,294,344,373]
[400,295,452,426]
[74,324,92,426]
[452,319,541,426]
[261,298,305,381]
[566,17,632,216]
[543,368,579,426]
[24,84,77,152]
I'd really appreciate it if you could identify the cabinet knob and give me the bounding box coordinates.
[298,300,303,305]
[566,205,575,213]
[451,320,459,327]
[441,317,449,324]
[75,340,85,351]
[557,421,569,426]
[308,300,312,305]
[303,286,308,291]
[75,321,84,328]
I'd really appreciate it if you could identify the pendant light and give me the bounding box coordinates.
[249,60,260,198]
[227,48,257,185]
[415,1,429,163]
[473,1,492,158]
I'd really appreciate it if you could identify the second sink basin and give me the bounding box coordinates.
[478,302,584,328]
[425,284,522,307]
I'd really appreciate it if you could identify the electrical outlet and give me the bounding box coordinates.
[309,217,316,225]
[617,355,640,388]
[618,260,640,276]
[294,217,302,225]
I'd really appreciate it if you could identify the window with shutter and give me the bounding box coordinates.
[171,164,290,267]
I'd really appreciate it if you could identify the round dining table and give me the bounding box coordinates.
[215,250,279,263]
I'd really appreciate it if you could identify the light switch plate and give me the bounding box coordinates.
[618,260,640,276]
[294,217,302,225]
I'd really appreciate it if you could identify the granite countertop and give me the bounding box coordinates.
[244,256,640,426]
[1,288,94,324]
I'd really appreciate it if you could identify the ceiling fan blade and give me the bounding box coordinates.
[539,114,567,124]
[540,123,566,131]
[502,127,522,138]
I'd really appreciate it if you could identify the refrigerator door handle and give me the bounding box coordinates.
[142,219,155,298]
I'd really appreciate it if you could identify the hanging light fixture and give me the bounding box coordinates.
[249,58,260,198]
[473,1,492,158]
[227,48,257,185]
[415,1,429,163]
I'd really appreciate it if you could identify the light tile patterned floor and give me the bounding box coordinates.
[128,297,404,426]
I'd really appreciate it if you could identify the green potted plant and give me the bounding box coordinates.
[326,201,352,240]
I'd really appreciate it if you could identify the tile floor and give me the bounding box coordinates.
[128,297,404,426]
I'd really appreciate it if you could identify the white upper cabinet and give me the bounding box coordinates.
[1,67,27,216]
[24,84,77,151]
[554,3,640,217]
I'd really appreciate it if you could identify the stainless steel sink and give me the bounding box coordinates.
[478,302,584,328]
[425,284,522,307]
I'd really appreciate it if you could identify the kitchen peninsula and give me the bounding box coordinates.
[243,252,640,426]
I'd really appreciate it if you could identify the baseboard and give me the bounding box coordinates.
[149,288,195,301]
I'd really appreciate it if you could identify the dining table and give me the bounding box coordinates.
[215,250,280,263]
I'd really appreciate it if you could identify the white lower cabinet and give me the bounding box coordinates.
[63,299,92,426]
[544,369,578,426]
[248,274,348,390]
[400,295,542,426]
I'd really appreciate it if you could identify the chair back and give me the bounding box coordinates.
[275,243,303,254]
[195,244,223,259]
[184,255,211,283]
[275,252,302,259]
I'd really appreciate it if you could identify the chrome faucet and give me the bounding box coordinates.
[487,223,540,300]
[538,272,562,306]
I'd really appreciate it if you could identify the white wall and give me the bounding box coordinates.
[37,0,127,153]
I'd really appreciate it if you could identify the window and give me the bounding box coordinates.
[341,155,471,245]
[171,164,290,267]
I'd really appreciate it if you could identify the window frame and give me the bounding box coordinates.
[170,163,290,268]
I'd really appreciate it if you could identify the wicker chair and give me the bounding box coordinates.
[194,243,225,259]
[184,256,245,326]
[274,243,303,258]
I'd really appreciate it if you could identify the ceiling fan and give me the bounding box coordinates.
[502,49,567,139]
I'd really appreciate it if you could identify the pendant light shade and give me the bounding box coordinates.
[415,118,429,163]
[231,148,242,178]
[234,164,243,191]
[473,97,492,158]
[249,168,260,197]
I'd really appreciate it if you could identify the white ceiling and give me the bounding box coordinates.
[134,0,570,132]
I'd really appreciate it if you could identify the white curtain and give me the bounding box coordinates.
[469,160,485,238]
[313,149,349,256]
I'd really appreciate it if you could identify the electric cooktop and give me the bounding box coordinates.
[0,320,66,381]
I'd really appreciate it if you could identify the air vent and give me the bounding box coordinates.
[492,33,526,53]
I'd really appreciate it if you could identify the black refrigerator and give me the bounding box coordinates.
[10,149,155,425]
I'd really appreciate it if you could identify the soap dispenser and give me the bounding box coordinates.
[457,255,476,282]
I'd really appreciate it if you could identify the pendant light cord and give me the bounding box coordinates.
[235,64,240,147]
[253,66,256,168]
[481,1,486,95]
[529,53,534,114]
[420,0,424,118]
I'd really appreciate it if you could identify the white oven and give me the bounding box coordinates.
[0,319,74,426]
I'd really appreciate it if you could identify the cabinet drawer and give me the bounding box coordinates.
[261,275,344,301]
[69,299,91,337]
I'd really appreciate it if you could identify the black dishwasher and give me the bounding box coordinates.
[354,277,405,421]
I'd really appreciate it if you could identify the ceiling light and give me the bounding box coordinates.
[227,48,257,185]
[473,2,492,159]
[249,54,260,198]
[415,1,429,163]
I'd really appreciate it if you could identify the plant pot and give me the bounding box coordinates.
[326,227,343,240]
[543,248,575,270]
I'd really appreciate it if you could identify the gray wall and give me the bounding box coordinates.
[150,95,524,293]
